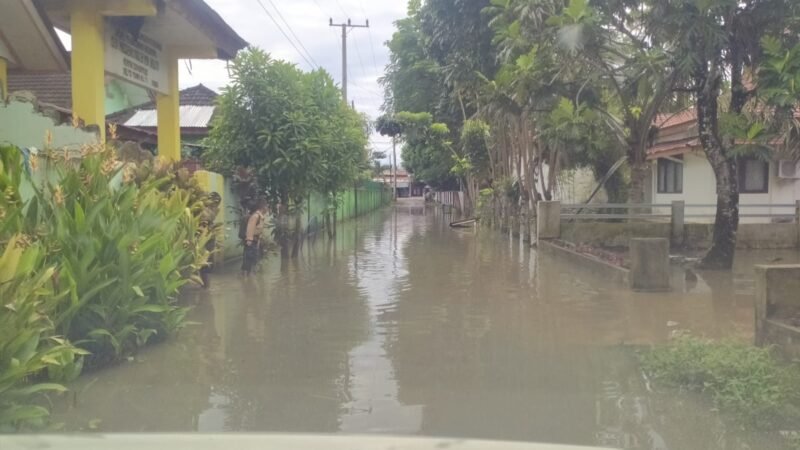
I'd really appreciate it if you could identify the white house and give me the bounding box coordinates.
[647,110,800,223]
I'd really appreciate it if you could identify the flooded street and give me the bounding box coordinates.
[55,201,799,449]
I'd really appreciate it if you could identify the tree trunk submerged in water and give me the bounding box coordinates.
[703,176,739,269]
[696,66,739,270]
[628,160,649,205]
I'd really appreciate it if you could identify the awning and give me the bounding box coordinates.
[0,0,68,71]
[37,0,248,60]
[647,137,699,160]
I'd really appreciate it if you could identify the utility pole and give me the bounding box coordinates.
[329,18,369,104]
[392,136,398,200]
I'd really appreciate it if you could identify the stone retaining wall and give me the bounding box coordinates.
[538,240,629,286]
[755,265,800,360]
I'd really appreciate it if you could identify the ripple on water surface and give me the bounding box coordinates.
[53,205,798,449]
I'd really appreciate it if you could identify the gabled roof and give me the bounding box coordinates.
[7,71,72,109]
[106,84,219,131]
[654,109,696,129]
[112,84,218,111]
[177,84,219,106]
[648,106,800,160]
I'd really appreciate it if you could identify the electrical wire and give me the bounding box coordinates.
[264,0,320,69]
[333,0,349,16]
[351,30,369,79]
[252,0,317,70]
[311,0,333,17]
[358,0,381,73]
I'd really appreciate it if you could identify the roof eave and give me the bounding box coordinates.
[177,0,248,60]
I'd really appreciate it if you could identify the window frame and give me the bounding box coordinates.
[657,156,684,194]
[738,158,770,194]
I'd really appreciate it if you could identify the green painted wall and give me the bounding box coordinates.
[219,179,391,260]
[105,79,149,114]
[0,98,97,151]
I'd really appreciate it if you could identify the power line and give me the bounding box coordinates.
[352,31,368,78]
[333,0,349,16]
[264,0,320,69]
[253,0,317,70]
[350,81,382,96]
[358,0,381,73]
[311,0,333,17]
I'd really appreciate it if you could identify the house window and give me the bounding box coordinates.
[738,158,769,193]
[657,157,683,194]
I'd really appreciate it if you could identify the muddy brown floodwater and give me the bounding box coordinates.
[53,200,800,449]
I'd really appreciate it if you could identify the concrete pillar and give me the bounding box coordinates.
[629,238,670,292]
[670,200,685,247]
[755,265,800,346]
[536,201,561,240]
[70,0,106,141]
[796,200,800,248]
[796,200,800,224]
[0,57,7,99]
[157,55,181,161]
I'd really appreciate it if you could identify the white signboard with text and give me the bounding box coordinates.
[104,24,168,94]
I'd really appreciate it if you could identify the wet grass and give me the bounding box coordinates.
[640,336,800,431]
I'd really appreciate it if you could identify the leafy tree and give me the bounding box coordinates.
[376,115,406,199]
[395,112,458,190]
[205,48,368,253]
[658,0,798,269]
[384,0,800,259]
[381,0,441,115]
[205,49,319,207]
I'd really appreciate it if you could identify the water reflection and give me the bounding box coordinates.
[53,202,797,449]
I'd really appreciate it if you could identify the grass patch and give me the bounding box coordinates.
[640,336,800,430]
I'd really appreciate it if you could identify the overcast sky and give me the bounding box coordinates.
[180,0,408,158]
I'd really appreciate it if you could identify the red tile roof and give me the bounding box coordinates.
[654,109,696,129]
[7,73,218,112]
[7,71,72,109]
[113,84,219,111]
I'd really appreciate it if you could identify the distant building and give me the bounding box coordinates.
[107,84,219,158]
[374,168,424,197]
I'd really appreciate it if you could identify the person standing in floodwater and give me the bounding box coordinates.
[242,198,269,276]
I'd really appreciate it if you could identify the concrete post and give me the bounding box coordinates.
[795,200,800,248]
[0,57,7,100]
[670,200,685,247]
[157,54,181,161]
[629,238,670,292]
[754,265,800,348]
[70,0,106,142]
[536,201,561,240]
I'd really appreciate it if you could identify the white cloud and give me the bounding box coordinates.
[179,0,408,160]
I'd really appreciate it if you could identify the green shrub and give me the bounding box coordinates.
[640,336,800,429]
[21,150,209,368]
[1,144,210,429]
[0,236,85,431]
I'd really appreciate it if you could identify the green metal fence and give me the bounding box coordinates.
[221,179,391,259]
[308,181,391,234]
